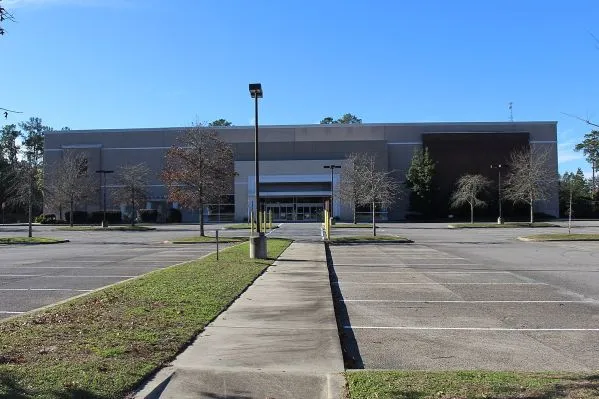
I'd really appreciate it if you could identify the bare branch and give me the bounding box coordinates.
[561,112,599,129]
[504,146,557,223]
[161,126,235,236]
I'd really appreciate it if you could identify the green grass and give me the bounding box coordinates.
[448,222,560,229]
[0,238,292,399]
[328,235,412,244]
[331,223,374,229]
[224,223,279,230]
[56,225,156,231]
[346,370,599,399]
[172,235,245,244]
[520,233,599,241]
[0,237,68,245]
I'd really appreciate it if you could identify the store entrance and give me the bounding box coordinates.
[263,197,326,222]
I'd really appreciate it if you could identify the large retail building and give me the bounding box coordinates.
[43,121,559,222]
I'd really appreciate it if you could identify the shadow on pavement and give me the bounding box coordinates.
[325,243,364,369]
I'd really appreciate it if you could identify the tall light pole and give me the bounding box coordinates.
[249,83,267,259]
[490,164,503,224]
[323,164,341,219]
[95,169,114,227]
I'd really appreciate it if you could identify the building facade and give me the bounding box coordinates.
[43,121,559,222]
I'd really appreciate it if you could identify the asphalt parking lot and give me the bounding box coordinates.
[0,224,239,319]
[329,222,599,371]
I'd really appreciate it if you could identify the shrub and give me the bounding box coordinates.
[138,209,158,223]
[90,211,122,224]
[166,208,182,223]
[64,211,88,224]
[34,214,56,224]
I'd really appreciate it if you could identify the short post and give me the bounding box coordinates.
[269,210,272,230]
[258,211,262,232]
[216,230,219,261]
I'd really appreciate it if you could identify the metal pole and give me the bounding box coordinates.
[103,173,107,226]
[498,167,502,221]
[254,95,260,235]
[216,230,219,261]
[330,167,334,219]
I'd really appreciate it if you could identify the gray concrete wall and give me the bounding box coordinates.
[43,121,559,221]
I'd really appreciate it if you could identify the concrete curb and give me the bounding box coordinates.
[327,373,348,399]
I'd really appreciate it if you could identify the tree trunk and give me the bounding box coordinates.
[353,203,356,224]
[372,201,376,237]
[131,188,135,226]
[69,198,74,227]
[199,202,205,236]
[28,173,33,238]
[593,161,596,198]
[529,196,534,224]
[470,202,474,224]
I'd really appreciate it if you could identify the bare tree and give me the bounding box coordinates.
[112,163,151,226]
[9,161,42,236]
[350,153,401,236]
[45,151,96,227]
[450,174,491,224]
[504,147,556,224]
[338,153,364,224]
[162,126,235,236]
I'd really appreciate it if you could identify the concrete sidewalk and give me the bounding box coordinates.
[136,242,345,399]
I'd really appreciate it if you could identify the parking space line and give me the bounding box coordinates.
[335,271,512,274]
[0,266,161,269]
[0,275,136,278]
[332,264,481,267]
[0,288,92,292]
[334,282,546,285]
[341,300,593,303]
[0,311,25,314]
[344,326,599,331]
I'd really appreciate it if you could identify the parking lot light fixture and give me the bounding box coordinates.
[248,83,267,259]
[323,165,341,219]
[95,169,114,227]
[490,164,504,224]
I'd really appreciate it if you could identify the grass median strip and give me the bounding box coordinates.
[519,233,599,241]
[328,235,412,244]
[346,370,599,399]
[223,223,279,230]
[172,235,245,244]
[0,237,68,245]
[0,238,292,398]
[331,223,374,229]
[448,222,560,229]
[56,225,156,231]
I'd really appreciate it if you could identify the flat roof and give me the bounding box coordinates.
[45,121,558,135]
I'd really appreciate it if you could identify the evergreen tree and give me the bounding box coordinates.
[405,147,436,217]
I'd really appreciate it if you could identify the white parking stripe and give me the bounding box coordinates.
[334,282,546,285]
[336,271,512,274]
[0,311,25,314]
[0,288,92,292]
[341,300,594,303]
[0,275,136,278]
[332,264,481,267]
[0,266,161,269]
[344,326,599,331]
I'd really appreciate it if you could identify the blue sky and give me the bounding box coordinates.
[2,0,599,176]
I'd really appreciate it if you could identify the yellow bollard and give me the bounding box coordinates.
[269,210,272,230]
[262,211,266,232]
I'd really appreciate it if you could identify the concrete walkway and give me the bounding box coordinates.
[137,242,345,399]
